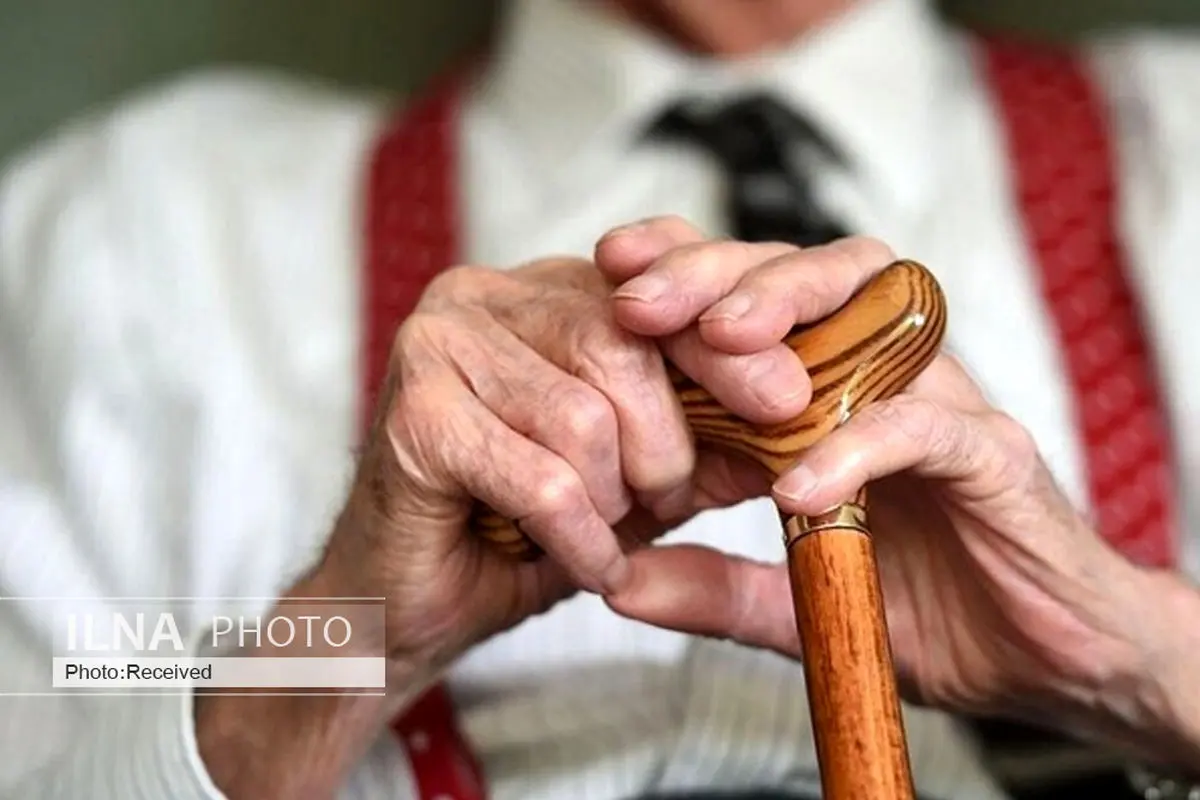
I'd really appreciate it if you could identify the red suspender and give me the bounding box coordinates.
[361,39,1179,800]
[363,75,488,800]
[363,75,462,420]
[981,38,1178,568]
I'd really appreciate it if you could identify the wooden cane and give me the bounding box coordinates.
[471,259,947,800]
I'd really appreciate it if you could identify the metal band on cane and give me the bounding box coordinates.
[783,489,870,548]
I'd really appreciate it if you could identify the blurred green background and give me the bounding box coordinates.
[1,0,1198,162]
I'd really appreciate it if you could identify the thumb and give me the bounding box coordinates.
[604,544,801,659]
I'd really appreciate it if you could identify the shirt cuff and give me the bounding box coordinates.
[26,688,225,799]
[49,628,226,799]
[116,689,225,799]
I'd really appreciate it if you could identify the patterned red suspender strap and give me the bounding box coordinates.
[980,37,1179,568]
[363,77,462,416]
[364,77,488,800]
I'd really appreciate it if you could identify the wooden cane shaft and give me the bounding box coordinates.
[785,500,915,800]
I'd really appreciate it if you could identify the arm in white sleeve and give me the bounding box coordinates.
[0,104,227,799]
[0,71,408,799]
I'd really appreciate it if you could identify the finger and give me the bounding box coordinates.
[390,372,631,595]
[771,394,1023,515]
[663,335,811,424]
[614,446,779,548]
[697,237,897,355]
[424,312,632,525]
[605,544,800,658]
[593,215,708,283]
[538,308,698,521]
[443,270,697,524]
[610,240,798,337]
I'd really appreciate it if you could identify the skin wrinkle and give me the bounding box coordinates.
[484,265,699,499]
[423,256,801,552]
[911,503,971,711]
[387,376,469,500]
[874,478,1086,719]
[724,554,762,649]
[945,497,1121,702]
[570,318,696,499]
[418,283,638,528]
[468,315,631,518]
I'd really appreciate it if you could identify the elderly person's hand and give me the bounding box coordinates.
[316,219,917,677]
[198,218,910,797]
[331,245,835,663]
[601,217,1200,772]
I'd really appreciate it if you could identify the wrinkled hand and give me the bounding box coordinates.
[318,226,882,677]
[602,217,1155,736]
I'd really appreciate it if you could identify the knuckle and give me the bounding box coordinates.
[780,253,842,318]
[424,263,493,299]
[654,213,694,229]
[726,558,759,641]
[391,311,452,364]
[986,411,1042,483]
[990,411,1037,455]
[589,544,626,580]
[860,396,965,464]
[377,384,449,498]
[385,380,440,448]
[629,213,695,237]
[575,322,660,383]
[529,465,588,518]
[554,384,616,441]
[859,396,936,442]
[515,256,596,288]
[660,239,739,278]
[835,235,896,266]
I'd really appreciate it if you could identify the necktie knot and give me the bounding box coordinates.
[648,93,849,247]
[651,93,841,173]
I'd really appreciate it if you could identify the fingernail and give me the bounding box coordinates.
[613,274,669,303]
[701,292,753,323]
[774,465,819,502]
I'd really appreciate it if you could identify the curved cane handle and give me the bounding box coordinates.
[472,258,946,554]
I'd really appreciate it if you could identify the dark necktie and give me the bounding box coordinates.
[648,93,850,247]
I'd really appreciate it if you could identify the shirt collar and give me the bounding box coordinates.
[477,0,956,212]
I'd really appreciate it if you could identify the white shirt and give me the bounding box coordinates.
[1,0,1198,797]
